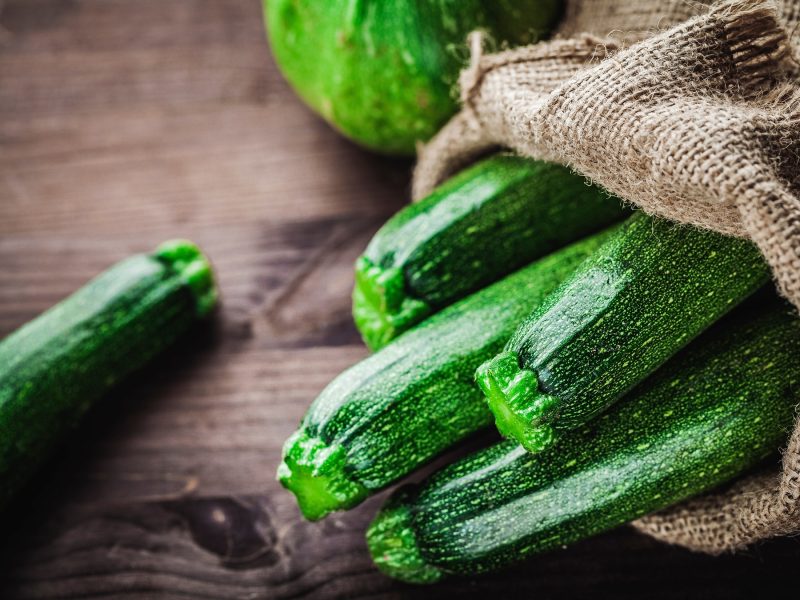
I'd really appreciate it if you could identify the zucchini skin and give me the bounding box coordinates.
[369,301,800,582]
[279,229,617,520]
[266,1,563,155]
[354,154,626,349]
[0,241,217,511]
[476,212,770,453]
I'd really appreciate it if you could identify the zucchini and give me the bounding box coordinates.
[354,154,626,349]
[278,229,616,520]
[476,212,770,454]
[265,1,563,154]
[0,240,217,511]
[368,300,800,582]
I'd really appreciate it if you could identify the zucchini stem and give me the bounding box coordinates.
[155,239,218,317]
[352,256,432,350]
[277,429,369,521]
[475,351,557,453]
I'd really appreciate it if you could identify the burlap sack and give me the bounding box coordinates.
[413,0,800,554]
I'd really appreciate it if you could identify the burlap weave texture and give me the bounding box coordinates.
[413,0,800,553]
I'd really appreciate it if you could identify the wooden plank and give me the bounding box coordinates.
[2,492,799,599]
[0,214,389,341]
[0,0,279,115]
[0,103,411,236]
[0,0,411,237]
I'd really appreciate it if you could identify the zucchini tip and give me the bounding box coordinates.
[367,488,444,584]
[353,256,432,350]
[155,239,218,317]
[277,429,369,521]
[475,351,557,454]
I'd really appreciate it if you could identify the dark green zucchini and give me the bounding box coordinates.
[369,300,800,582]
[354,154,626,349]
[0,240,217,511]
[279,228,617,520]
[476,212,770,454]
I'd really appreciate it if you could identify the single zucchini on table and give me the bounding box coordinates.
[279,228,617,520]
[0,241,217,511]
[369,300,800,582]
[476,212,770,454]
[354,154,626,349]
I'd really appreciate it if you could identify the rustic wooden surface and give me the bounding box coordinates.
[1,1,798,598]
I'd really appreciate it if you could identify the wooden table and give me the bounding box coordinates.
[1,1,798,597]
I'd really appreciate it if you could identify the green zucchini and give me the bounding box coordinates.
[278,228,617,520]
[354,154,626,349]
[265,1,563,154]
[476,212,770,454]
[0,240,217,511]
[369,300,800,582]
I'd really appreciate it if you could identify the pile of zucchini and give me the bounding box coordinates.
[12,0,794,582]
[278,154,798,582]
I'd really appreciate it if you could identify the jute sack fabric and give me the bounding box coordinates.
[413,0,800,553]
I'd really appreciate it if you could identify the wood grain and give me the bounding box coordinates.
[0,0,798,598]
[3,491,800,600]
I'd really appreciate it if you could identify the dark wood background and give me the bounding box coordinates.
[1,1,798,598]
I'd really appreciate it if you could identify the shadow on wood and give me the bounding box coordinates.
[1,491,799,599]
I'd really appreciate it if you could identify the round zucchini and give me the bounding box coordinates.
[265,0,563,154]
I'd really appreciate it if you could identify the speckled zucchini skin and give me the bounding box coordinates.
[265,1,563,155]
[354,154,626,349]
[279,229,616,520]
[476,212,770,453]
[0,241,217,511]
[369,301,800,582]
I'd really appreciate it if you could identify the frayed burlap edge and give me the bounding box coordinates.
[413,0,800,553]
